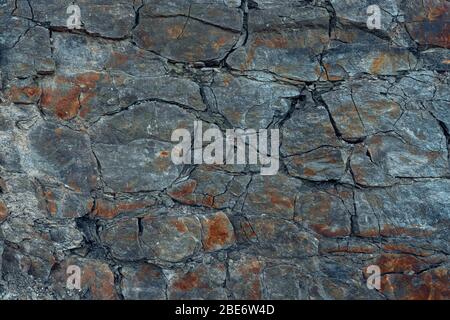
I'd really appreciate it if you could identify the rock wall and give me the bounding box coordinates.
[0,0,449,299]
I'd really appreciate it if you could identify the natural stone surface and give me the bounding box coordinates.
[0,0,448,300]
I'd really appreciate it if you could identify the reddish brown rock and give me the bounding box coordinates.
[0,200,8,222]
[168,259,227,299]
[51,258,118,300]
[381,266,449,300]
[228,255,264,300]
[201,212,236,252]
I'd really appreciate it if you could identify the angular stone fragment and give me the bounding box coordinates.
[40,72,115,120]
[285,147,347,182]
[50,257,118,300]
[35,183,92,218]
[354,180,450,239]
[2,25,55,78]
[167,258,227,299]
[52,32,168,76]
[228,4,329,80]
[263,265,301,299]
[321,80,403,139]
[140,215,202,262]
[228,254,264,300]
[350,144,397,187]
[201,211,235,252]
[90,101,196,144]
[366,112,448,178]
[401,0,449,48]
[100,217,142,261]
[281,104,340,155]
[295,189,352,237]
[92,197,155,220]
[240,216,319,258]
[243,175,302,219]
[90,101,196,192]
[121,264,166,300]
[28,122,98,193]
[93,140,179,193]
[2,240,56,280]
[167,167,251,209]
[4,78,42,105]
[323,27,417,78]
[381,266,449,300]
[210,73,299,128]
[20,0,135,39]
[133,1,242,62]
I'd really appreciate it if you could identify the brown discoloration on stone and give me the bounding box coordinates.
[237,259,263,300]
[40,72,103,120]
[171,219,188,233]
[166,25,184,39]
[381,267,449,300]
[43,190,57,216]
[382,243,432,257]
[268,190,295,210]
[167,180,197,205]
[375,254,441,274]
[172,271,208,291]
[370,53,387,74]
[92,199,152,219]
[202,212,235,252]
[0,201,8,222]
[6,85,42,104]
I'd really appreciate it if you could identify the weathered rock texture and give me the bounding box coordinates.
[0,0,449,300]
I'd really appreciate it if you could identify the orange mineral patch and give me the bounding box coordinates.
[203,212,235,251]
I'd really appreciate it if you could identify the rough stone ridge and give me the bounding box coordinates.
[0,0,449,300]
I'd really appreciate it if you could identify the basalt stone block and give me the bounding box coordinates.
[167,258,227,299]
[242,175,302,219]
[200,211,236,252]
[167,167,251,209]
[35,183,92,218]
[227,254,264,300]
[354,180,450,239]
[263,265,301,300]
[1,25,55,79]
[281,104,341,155]
[90,101,196,144]
[52,32,168,76]
[240,216,319,258]
[285,147,347,182]
[90,101,196,192]
[380,266,449,299]
[322,80,403,139]
[40,72,116,120]
[350,144,397,187]
[295,188,352,238]
[140,215,202,263]
[20,0,135,39]
[91,196,156,220]
[133,1,243,62]
[93,140,179,193]
[28,123,98,193]
[121,263,167,300]
[228,4,329,81]
[210,73,299,128]
[401,0,450,48]
[50,257,118,300]
[366,111,448,178]
[100,217,142,261]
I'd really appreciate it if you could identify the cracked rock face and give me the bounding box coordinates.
[0,0,449,300]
